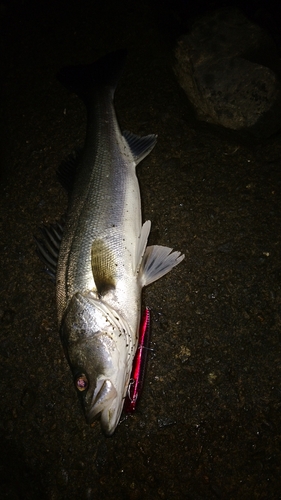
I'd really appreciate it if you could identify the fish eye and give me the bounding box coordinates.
[75,374,89,392]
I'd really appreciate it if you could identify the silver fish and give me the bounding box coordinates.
[37,51,184,435]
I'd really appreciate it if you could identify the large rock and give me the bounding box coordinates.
[174,8,281,138]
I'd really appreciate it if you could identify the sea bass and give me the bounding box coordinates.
[37,50,184,435]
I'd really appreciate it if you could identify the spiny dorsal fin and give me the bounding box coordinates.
[35,220,64,280]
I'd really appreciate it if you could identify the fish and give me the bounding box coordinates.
[124,307,151,413]
[36,50,184,435]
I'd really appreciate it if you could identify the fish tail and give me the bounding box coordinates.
[57,49,127,103]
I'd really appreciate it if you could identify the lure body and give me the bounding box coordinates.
[124,307,151,413]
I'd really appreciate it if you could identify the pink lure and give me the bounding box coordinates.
[124,307,151,413]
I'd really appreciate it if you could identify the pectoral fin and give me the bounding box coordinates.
[139,245,185,287]
[91,239,116,296]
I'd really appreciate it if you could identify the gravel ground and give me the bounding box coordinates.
[1,1,281,499]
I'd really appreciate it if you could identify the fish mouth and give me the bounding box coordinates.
[87,378,119,435]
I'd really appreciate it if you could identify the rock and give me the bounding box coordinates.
[174,8,281,138]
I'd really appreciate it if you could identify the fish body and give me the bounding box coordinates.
[37,51,184,435]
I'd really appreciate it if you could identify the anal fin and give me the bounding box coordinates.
[122,131,157,165]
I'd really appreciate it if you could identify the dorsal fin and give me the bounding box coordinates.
[57,149,82,192]
[35,221,64,280]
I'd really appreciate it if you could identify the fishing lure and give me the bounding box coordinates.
[124,307,151,413]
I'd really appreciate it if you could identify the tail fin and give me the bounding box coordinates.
[57,49,127,103]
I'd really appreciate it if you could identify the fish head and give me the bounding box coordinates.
[60,291,133,435]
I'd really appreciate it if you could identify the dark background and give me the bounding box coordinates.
[1,1,281,498]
